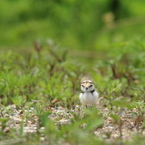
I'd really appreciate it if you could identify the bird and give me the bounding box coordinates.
[79,79,99,107]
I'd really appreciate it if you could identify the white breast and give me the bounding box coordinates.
[79,91,99,105]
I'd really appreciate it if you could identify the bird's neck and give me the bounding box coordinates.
[82,89,95,94]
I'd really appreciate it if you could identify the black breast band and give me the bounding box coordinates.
[82,90,95,95]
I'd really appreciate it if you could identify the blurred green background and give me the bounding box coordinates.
[0,0,145,51]
[1,1,145,144]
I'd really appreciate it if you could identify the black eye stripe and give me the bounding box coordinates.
[89,85,93,88]
[81,85,85,88]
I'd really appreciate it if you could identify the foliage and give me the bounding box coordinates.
[0,0,145,49]
[0,41,145,144]
[1,0,145,144]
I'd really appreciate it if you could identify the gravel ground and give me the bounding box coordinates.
[0,104,144,143]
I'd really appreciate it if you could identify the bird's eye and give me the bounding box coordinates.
[81,85,85,88]
[89,85,93,88]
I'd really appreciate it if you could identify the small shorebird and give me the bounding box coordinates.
[79,79,99,107]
